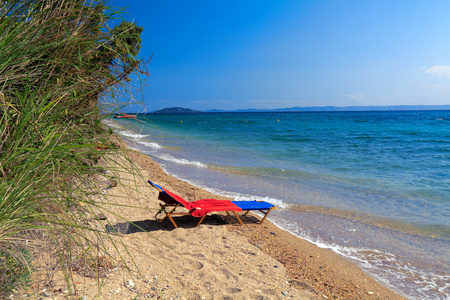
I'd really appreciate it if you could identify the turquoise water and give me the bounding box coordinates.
[108,111,450,299]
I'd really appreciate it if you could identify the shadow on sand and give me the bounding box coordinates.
[105,213,261,234]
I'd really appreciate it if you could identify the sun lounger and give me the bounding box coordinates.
[148,180,275,228]
[231,200,275,225]
[148,180,242,228]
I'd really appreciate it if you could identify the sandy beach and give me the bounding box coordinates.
[21,147,406,300]
[3,1,450,299]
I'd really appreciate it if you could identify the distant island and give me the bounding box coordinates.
[149,105,450,114]
[206,105,450,113]
[153,107,203,114]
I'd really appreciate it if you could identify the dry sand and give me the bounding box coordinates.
[18,148,406,300]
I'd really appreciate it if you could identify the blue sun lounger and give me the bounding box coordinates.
[148,180,275,227]
[231,201,275,225]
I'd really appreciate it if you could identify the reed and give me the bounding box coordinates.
[0,0,145,295]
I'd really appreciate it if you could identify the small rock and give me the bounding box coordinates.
[270,232,276,235]
[367,291,374,295]
[81,296,88,300]
[322,295,328,299]
[125,279,135,288]
[42,291,51,297]
[282,291,288,296]
[96,213,107,220]
[274,265,279,268]
[109,179,118,187]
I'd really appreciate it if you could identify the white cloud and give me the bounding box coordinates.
[423,84,447,93]
[346,94,365,101]
[212,100,232,104]
[424,65,450,77]
[249,99,297,104]
[190,100,232,104]
[425,84,445,89]
[345,94,366,104]
[344,94,394,106]
[425,84,445,88]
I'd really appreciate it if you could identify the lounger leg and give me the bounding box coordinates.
[259,208,272,225]
[156,214,168,223]
[155,205,179,224]
[154,204,167,222]
[167,213,178,228]
[196,215,207,227]
[232,211,244,225]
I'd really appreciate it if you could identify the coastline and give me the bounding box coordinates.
[113,148,406,299]
[23,145,406,299]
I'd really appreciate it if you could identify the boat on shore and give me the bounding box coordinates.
[114,113,137,119]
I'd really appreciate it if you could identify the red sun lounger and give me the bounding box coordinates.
[148,180,275,228]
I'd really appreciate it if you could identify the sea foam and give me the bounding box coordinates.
[137,140,162,149]
[118,130,149,141]
[155,153,207,168]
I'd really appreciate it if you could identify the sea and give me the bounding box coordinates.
[106,110,450,300]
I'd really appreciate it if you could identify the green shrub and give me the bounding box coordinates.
[0,249,32,295]
[0,0,145,295]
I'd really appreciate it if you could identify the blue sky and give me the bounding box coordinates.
[113,0,450,111]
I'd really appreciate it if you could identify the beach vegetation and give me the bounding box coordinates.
[0,0,146,296]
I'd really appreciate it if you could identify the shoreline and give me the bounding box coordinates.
[121,149,406,299]
[22,146,406,299]
[113,111,450,300]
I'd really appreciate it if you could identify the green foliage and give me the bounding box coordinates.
[0,0,146,296]
[0,249,32,295]
[110,21,144,80]
[112,21,144,57]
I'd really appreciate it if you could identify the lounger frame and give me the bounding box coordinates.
[149,180,275,228]
[155,203,246,228]
[231,201,276,225]
[154,191,245,228]
[154,192,212,228]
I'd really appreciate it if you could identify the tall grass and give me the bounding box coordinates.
[0,0,145,295]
